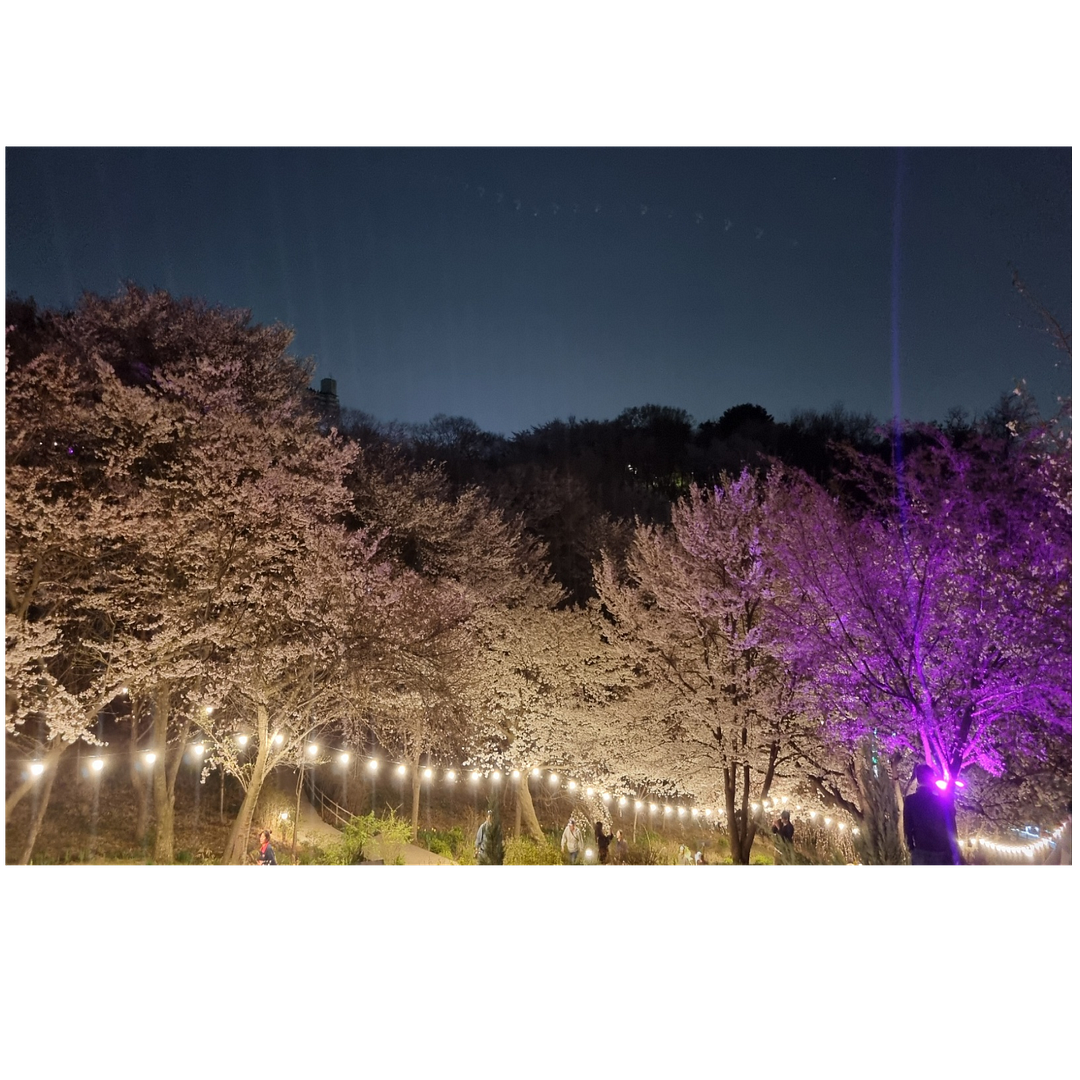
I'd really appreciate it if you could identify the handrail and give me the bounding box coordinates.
[309,782,350,829]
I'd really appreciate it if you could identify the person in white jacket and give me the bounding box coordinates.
[561,818,582,864]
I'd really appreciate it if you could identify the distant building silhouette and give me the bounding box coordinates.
[309,376,340,428]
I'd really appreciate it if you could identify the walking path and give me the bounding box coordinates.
[279,773,455,865]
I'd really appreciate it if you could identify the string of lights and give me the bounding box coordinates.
[14,734,1069,858]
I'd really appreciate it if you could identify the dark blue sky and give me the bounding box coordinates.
[6,146,1070,434]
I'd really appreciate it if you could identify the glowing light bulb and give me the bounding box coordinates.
[531,767,540,777]
[751,803,759,812]
[549,773,559,785]
[635,801,643,811]
[650,804,658,813]
[585,848,594,860]
[602,792,611,803]
[704,809,712,817]
[280,811,289,820]
[809,811,816,819]
[273,733,284,746]
[781,796,788,803]
[397,764,406,776]
[193,744,205,757]
[30,762,45,777]
[824,817,832,826]
[691,808,698,818]
[567,780,577,791]
[236,734,248,747]
[424,768,433,780]
[838,822,846,831]
[204,705,212,715]
[586,786,594,797]
[145,752,156,766]
[447,770,456,781]
[367,759,378,771]
[619,797,627,807]
[678,807,686,817]
[472,771,481,783]
[307,744,318,756]
[340,753,350,765]
[511,770,520,779]
[492,770,501,782]
[91,758,104,772]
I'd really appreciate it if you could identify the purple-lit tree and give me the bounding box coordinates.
[770,428,1071,810]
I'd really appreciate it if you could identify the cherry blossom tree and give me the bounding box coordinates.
[345,460,563,841]
[595,470,814,863]
[769,429,1071,818]
[460,585,653,842]
[6,302,143,858]
[6,287,389,862]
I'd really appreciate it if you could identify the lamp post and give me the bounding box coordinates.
[307,743,319,804]
[28,759,44,825]
[339,752,350,809]
[294,744,318,863]
[142,752,156,856]
[191,743,204,827]
[88,757,104,856]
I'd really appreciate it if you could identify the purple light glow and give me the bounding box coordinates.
[771,430,1071,791]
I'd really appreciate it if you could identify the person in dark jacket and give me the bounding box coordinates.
[594,821,613,864]
[257,829,277,865]
[772,809,795,842]
[903,764,960,865]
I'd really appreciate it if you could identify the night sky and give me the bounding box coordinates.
[6,146,1071,435]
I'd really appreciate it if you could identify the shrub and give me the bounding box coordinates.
[317,811,413,865]
[501,833,561,868]
[418,826,465,860]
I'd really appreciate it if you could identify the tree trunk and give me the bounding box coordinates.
[517,772,546,843]
[514,781,522,839]
[149,689,191,864]
[722,748,777,865]
[3,738,69,820]
[151,683,175,863]
[410,753,422,842]
[723,763,742,863]
[5,775,36,823]
[13,739,70,861]
[17,743,66,868]
[129,710,151,845]
[220,705,270,865]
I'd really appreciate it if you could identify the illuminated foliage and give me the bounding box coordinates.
[770,427,1071,800]
[595,470,815,863]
